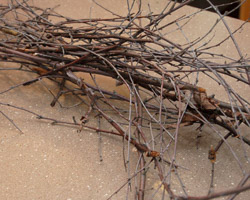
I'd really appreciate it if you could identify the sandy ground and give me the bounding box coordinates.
[0,0,250,199]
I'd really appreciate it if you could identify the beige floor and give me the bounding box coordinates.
[0,1,249,199]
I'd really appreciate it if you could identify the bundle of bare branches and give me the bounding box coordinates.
[0,0,249,199]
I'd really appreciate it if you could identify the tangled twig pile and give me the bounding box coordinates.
[0,0,249,199]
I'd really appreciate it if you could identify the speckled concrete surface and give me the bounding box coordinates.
[0,1,249,200]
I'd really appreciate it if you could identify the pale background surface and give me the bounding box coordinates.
[0,0,249,199]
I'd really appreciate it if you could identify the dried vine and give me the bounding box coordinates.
[0,0,249,199]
